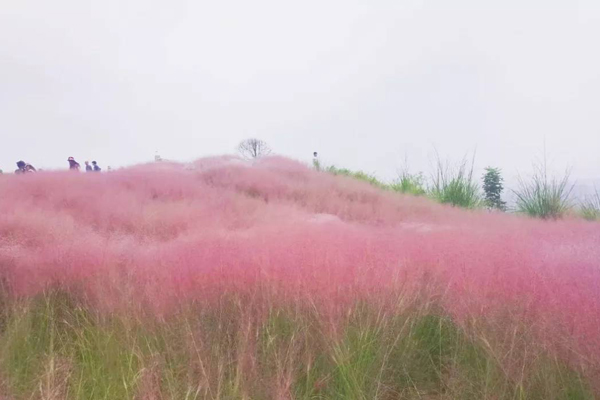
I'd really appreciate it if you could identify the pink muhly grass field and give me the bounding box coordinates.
[1,156,600,381]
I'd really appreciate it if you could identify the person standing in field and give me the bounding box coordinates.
[313,151,321,171]
[15,160,36,174]
[92,161,101,172]
[85,161,93,172]
[68,157,80,171]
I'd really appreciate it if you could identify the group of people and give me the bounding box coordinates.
[67,157,102,172]
[10,157,102,174]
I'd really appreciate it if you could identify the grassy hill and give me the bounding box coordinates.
[0,156,599,399]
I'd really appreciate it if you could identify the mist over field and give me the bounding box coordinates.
[2,1,600,181]
[0,157,599,398]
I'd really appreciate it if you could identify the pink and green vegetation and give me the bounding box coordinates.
[581,189,600,221]
[0,156,599,399]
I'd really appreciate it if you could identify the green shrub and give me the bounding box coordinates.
[429,154,482,209]
[513,163,573,219]
[482,167,507,211]
[390,172,427,196]
[580,189,600,221]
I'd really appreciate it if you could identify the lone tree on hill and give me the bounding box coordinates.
[483,167,506,211]
[238,138,271,160]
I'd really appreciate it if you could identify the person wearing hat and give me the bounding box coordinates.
[68,157,81,171]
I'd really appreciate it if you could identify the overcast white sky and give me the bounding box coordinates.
[1,0,599,186]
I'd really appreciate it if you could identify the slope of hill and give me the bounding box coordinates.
[0,156,599,399]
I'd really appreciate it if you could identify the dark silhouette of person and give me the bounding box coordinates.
[85,161,93,172]
[15,160,37,174]
[68,157,81,171]
[313,152,321,170]
[92,161,101,172]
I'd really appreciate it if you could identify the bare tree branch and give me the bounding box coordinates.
[237,138,271,160]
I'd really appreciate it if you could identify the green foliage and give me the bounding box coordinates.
[0,293,595,399]
[482,167,507,211]
[390,313,509,398]
[523,355,594,400]
[325,165,427,197]
[580,189,600,221]
[325,165,387,188]
[429,154,482,209]
[513,162,573,219]
[0,293,145,400]
[390,171,427,196]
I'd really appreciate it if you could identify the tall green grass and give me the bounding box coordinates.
[0,292,594,399]
[513,162,574,219]
[390,171,427,196]
[580,189,600,221]
[429,154,482,209]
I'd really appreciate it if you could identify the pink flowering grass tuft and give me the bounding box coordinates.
[1,156,600,389]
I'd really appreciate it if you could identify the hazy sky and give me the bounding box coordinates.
[1,0,599,185]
